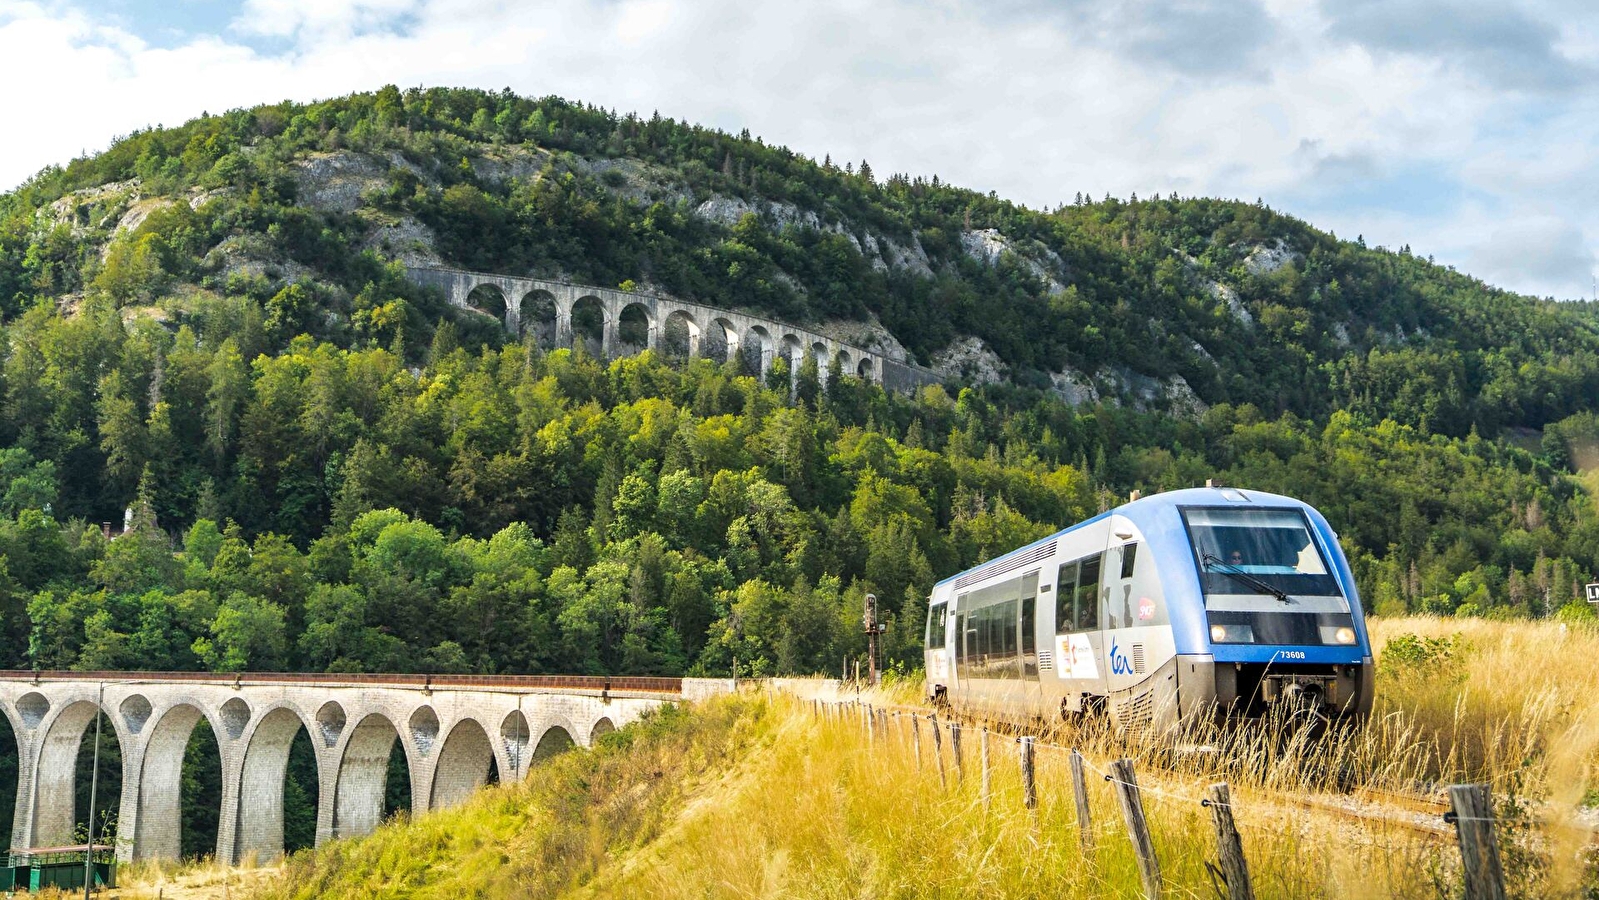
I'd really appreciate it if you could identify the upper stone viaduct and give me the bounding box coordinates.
[0,671,724,865]
[403,266,942,395]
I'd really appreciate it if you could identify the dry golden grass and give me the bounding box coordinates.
[218,690,1457,900]
[105,858,280,899]
[578,695,1448,899]
[1365,616,1599,896]
[1368,616,1599,792]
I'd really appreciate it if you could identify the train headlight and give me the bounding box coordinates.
[1209,623,1254,643]
[1334,627,1356,645]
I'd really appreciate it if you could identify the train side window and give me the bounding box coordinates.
[1055,563,1078,633]
[1075,555,1101,630]
[1120,543,1138,579]
[1001,601,1016,654]
[1019,573,1037,653]
[926,602,947,649]
[1021,572,1039,678]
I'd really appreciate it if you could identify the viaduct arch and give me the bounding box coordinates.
[404,266,943,395]
[0,673,711,864]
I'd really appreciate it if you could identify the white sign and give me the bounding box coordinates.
[1587,583,1599,604]
[1056,634,1099,680]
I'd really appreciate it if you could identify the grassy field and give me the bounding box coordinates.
[227,691,1447,899]
[104,615,1599,899]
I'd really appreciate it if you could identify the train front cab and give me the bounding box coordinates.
[1150,491,1376,727]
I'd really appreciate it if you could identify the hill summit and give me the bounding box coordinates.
[7,86,1597,432]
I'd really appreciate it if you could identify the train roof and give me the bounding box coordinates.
[929,486,1319,592]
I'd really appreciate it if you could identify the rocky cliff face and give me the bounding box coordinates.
[34,140,1298,419]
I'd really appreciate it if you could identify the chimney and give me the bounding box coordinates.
[1129,489,1141,502]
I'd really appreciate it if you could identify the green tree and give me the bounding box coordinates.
[194,592,287,672]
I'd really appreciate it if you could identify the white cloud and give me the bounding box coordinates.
[613,0,673,47]
[234,0,423,39]
[0,0,1596,298]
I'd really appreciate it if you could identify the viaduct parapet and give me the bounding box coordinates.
[0,673,705,865]
[403,266,943,396]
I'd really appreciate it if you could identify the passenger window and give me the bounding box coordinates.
[1120,543,1139,579]
[1019,574,1037,653]
[1076,555,1101,630]
[1055,562,1077,633]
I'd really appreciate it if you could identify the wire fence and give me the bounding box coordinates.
[808,696,1514,900]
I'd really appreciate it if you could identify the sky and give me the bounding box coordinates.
[2,0,1597,300]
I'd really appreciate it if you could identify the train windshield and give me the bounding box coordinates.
[1183,507,1341,596]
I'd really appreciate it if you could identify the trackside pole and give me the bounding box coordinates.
[1110,758,1162,900]
[912,715,923,772]
[1448,784,1507,900]
[1070,750,1093,852]
[1204,783,1253,900]
[950,722,964,782]
[1019,736,1037,810]
[932,715,947,787]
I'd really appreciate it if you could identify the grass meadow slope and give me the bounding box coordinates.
[174,616,1599,899]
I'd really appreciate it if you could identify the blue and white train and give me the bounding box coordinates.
[924,487,1375,732]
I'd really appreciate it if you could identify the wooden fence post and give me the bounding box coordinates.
[1019,736,1037,810]
[1205,783,1252,900]
[950,723,965,782]
[865,704,875,747]
[932,715,947,788]
[1448,784,1507,900]
[1109,758,1162,900]
[912,715,923,771]
[980,728,992,811]
[1070,750,1093,852]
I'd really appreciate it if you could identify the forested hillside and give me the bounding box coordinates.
[1,85,1598,683]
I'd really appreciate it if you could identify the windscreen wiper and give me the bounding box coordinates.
[1202,553,1293,604]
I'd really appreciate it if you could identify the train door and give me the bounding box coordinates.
[1102,516,1177,730]
[1103,536,1143,695]
[1017,570,1043,716]
[1053,552,1107,710]
[953,594,969,686]
[924,593,951,695]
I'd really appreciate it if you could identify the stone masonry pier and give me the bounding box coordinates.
[0,672,714,865]
[404,265,943,395]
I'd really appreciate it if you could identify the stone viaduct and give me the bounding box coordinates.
[0,672,724,865]
[404,266,942,395]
